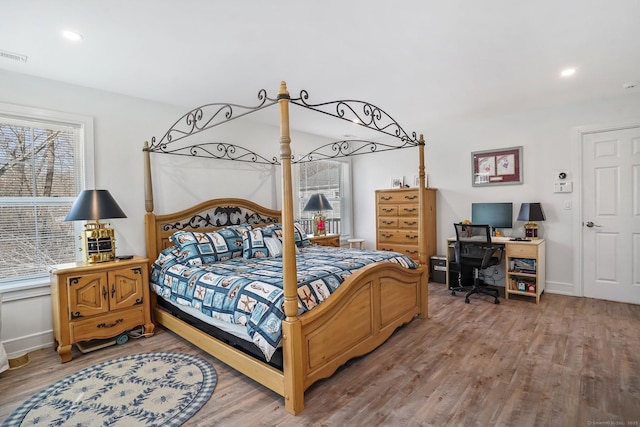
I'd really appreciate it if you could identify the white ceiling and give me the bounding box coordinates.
[1,0,640,138]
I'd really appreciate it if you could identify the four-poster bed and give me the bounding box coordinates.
[143,81,429,414]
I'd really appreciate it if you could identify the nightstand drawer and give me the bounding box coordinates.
[71,306,145,342]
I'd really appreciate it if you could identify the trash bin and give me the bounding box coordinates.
[430,256,447,284]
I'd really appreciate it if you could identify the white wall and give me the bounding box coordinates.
[2,68,639,357]
[352,91,640,296]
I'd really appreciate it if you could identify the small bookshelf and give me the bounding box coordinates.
[505,240,546,303]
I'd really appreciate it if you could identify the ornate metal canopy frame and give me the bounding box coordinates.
[145,86,423,165]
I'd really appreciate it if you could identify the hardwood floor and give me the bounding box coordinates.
[1,283,639,426]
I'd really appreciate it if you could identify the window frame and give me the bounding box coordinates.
[0,102,94,294]
[295,157,353,240]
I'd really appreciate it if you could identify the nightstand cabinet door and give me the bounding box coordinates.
[68,272,109,319]
[110,266,145,311]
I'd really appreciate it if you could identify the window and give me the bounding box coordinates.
[298,159,352,238]
[0,104,93,288]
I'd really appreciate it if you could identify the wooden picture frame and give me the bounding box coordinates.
[471,146,523,186]
[391,177,403,188]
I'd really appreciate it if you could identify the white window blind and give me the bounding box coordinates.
[0,113,85,284]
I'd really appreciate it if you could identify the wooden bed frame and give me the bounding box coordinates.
[143,81,429,414]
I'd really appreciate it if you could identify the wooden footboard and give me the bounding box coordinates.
[297,262,427,389]
[150,260,427,415]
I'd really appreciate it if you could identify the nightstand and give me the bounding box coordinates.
[309,233,340,247]
[49,256,154,362]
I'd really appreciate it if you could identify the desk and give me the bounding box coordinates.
[446,238,546,303]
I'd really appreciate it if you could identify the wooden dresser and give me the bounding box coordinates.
[376,188,437,263]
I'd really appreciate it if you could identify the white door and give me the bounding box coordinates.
[582,125,640,304]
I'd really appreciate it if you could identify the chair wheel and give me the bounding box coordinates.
[494,299,500,304]
[465,298,470,304]
[451,291,456,296]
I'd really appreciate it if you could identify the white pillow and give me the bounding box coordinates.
[264,236,283,257]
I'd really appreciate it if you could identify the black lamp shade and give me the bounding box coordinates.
[517,203,546,222]
[303,193,333,212]
[64,190,127,221]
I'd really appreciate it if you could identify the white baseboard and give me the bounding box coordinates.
[545,280,577,296]
[4,330,53,359]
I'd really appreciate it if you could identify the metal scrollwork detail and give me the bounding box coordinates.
[290,89,421,145]
[147,88,278,155]
[161,207,279,231]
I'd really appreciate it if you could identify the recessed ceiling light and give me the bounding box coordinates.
[62,30,83,41]
[560,68,576,77]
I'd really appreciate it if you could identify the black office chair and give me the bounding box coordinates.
[451,223,504,304]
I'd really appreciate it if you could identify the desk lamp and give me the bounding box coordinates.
[303,193,333,236]
[517,202,546,239]
[64,189,127,262]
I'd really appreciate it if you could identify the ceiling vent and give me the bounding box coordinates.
[0,49,28,63]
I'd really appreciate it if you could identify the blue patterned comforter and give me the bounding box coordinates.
[150,245,417,361]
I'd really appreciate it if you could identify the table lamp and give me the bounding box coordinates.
[303,193,333,236]
[517,202,546,239]
[64,189,127,262]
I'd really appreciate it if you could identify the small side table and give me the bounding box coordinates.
[347,238,365,249]
[309,233,340,247]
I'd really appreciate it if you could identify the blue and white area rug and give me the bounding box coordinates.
[2,352,217,427]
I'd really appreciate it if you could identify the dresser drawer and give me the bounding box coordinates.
[71,306,145,342]
[378,217,399,228]
[398,204,419,216]
[377,243,420,260]
[398,217,419,229]
[378,205,398,216]
[378,229,419,244]
[377,191,419,204]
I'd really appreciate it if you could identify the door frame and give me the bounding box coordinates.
[572,119,640,298]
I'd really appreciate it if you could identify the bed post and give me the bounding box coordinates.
[277,81,304,414]
[143,142,157,261]
[417,134,429,319]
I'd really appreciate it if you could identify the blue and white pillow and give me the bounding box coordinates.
[242,228,270,259]
[169,225,251,265]
[260,222,311,247]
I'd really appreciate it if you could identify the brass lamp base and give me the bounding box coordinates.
[82,221,116,263]
[312,212,326,236]
[524,222,539,240]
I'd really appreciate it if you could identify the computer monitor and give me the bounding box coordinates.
[471,202,513,229]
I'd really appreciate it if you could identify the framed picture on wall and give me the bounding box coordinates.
[471,146,523,186]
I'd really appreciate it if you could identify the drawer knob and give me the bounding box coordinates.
[381,196,392,201]
[404,195,418,200]
[406,235,418,239]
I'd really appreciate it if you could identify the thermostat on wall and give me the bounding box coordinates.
[554,181,573,193]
